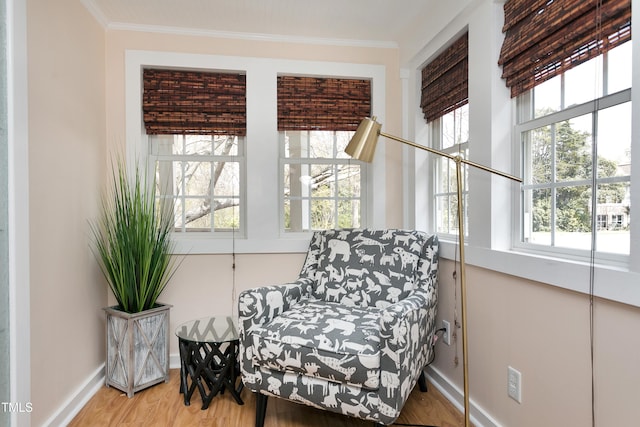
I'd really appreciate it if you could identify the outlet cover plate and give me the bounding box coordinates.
[508,366,522,403]
[442,320,451,345]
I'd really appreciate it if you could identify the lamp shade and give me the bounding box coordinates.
[344,117,382,163]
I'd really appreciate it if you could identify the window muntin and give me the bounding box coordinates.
[150,134,243,234]
[434,103,469,236]
[518,41,631,256]
[281,130,364,232]
[533,42,632,118]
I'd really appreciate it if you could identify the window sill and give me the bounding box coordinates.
[438,240,640,308]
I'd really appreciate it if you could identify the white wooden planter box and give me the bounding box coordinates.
[104,303,172,397]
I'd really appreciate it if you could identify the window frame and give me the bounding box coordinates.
[431,104,469,240]
[148,134,246,237]
[125,50,387,254]
[279,130,368,235]
[408,2,640,310]
[514,69,632,265]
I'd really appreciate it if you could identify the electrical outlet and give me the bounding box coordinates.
[442,320,451,345]
[508,366,522,403]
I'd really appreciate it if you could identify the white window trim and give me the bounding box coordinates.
[404,1,640,309]
[279,131,368,235]
[513,89,632,266]
[431,109,470,240]
[125,50,386,254]
[7,0,31,422]
[149,134,247,237]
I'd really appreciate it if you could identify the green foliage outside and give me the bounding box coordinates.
[530,119,626,234]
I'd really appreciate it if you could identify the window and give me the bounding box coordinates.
[596,214,608,230]
[517,41,631,256]
[281,130,363,232]
[128,52,385,253]
[150,134,243,235]
[420,32,469,238]
[277,76,371,233]
[433,104,469,236]
[142,69,246,236]
[499,0,631,259]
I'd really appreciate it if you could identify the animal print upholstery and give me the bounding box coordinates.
[238,229,439,426]
[314,229,426,308]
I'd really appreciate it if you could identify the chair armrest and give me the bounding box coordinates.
[238,278,314,386]
[378,286,437,403]
[238,278,313,336]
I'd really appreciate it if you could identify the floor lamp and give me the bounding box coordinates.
[345,117,522,427]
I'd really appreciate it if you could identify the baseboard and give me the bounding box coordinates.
[425,365,503,427]
[43,354,183,427]
[170,352,181,369]
[42,364,105,427]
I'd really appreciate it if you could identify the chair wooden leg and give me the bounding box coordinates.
[255,393,268,427]
[418,371,428,392]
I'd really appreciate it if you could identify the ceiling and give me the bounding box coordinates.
[82,0,436,47]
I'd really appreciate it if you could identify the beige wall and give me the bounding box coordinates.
[158,253,306,356]
[26,0,106,424]
[433,259,640,426]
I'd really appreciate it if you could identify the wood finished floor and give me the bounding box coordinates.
[69,369,465,427]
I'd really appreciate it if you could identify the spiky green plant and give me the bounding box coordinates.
[91,161,178,313]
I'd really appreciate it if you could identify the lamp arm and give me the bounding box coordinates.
[379,131,458,161]
[379,130,522,183]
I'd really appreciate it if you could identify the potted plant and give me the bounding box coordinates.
[91,160,179,397]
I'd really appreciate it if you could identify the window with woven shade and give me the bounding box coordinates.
[277,76,371,132]
[422,33,470,238]
[420,32,468,124]
[143,68,246,136]
[143,68,247,234]
[509,0,633,258]
[277,76,372,232]
[498,0,631,98]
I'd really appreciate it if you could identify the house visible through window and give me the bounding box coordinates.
[500,0,632,256]
[519,76,631,254]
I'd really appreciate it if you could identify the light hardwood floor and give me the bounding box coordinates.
[69,369,464,427]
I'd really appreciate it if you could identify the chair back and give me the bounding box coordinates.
[300,229,429,308]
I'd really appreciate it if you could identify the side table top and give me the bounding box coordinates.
[175,316,238,344]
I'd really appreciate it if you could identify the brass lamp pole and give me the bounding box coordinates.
[345,117,521,427]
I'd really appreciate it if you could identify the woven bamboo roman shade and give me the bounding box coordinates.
[277,76,371,131]
[420,32,468,124]
[143,69,246,136]
[499,0,631,98]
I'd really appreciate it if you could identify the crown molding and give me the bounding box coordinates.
[80,0,398,49]
[106,21,399,49]
[80,0,110,28]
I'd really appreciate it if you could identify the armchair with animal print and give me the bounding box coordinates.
[238,229,439,427]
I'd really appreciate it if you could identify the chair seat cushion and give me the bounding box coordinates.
[250,300,382,389]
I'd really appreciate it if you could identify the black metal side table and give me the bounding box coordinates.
[175,316,244,409]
